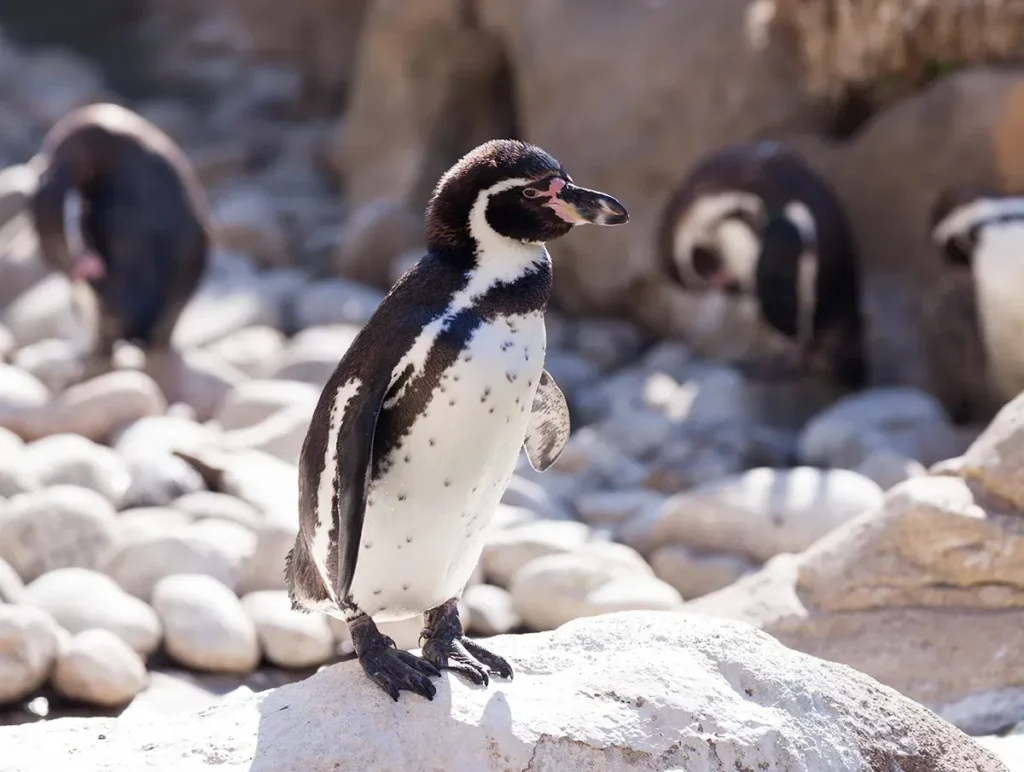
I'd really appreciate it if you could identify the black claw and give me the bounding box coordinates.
[421,599,514,687]
[349,613,441,702]
[359,646,439,702]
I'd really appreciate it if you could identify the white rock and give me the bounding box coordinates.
[0,612,1000,770]
[463,584,520,637]
[121,452,206,509]
[0,362,50,413]
[573,489,668,528]
[212,186,288,268]
[24,433,132,506]
[572,317,648,371]
[12,338,84,394]
[220,403,311,465]
[481,520,596,588]
[143,348,247,424]
[293,278,385,329]
[639,466,885,563]
[152,574,260,674]
[978,734,1024,771]
[172,491,263,529]
[215,379,319,431]
[510,553,683,632]
[105,520,256,602]
[649,543,755,599]
[1,272,78,348]
[202,325,285,378]
[499,474,572,520]
[0,370,166,443]
[172,280,279,350]
[0,425,36,497]
[853,447,928,491]
[0,604,60,703]
[52,629,147,707]
[0,323,14,360]
[799,387,952,467]
[240,515,298,594]
[270,324,359,387]
[0,556,25,603]
[241,590,334,669]
[21,568,162,656]
[0,485,120,582]
[117,507,193,542]
[113,414,220,458]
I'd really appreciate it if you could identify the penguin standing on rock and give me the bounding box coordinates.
[926,185,1024,422]
[285,139,629,702]
[27,102,210,372]
[656,141,867,389]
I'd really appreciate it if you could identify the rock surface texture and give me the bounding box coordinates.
[0,612,1007,772]
[688,391,1024,736]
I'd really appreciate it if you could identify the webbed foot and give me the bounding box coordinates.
[421,598,514,687]
[350,613,441,702]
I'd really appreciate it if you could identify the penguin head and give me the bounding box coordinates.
[425,139,629,255]
[659,189,764,295]
[929,185,1008,270]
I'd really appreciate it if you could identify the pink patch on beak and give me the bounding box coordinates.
[705,269,739,292]
[70,251,106,282]
[541,177,567,196]
[540,177,587,224]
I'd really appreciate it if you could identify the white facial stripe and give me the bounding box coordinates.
[386,177,550,408]
[932,197,1024,244]
[784,200,817,246]
[468,177,540,254]
[715,219,760,290]
[796,250,819,345]
[672,191,764,285]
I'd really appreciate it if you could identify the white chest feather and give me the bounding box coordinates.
[973,223,1024,399]
[350,310,547,621]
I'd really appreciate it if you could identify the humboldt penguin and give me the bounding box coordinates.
[925,185,1024,422]
[285,139,629,702]
[656,141,867,388]
[28,102,211,369]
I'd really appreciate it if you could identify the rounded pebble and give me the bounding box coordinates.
[152,574,261,674]
[52,629,148,707]
[241,590,334,669]
[22,568,163,656]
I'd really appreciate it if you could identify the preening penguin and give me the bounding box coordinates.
[27,102,210,370]
[284,139,629,702]
[926,185,1024,420]
[656,141,866,388]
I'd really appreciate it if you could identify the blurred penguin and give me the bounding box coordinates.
[925,185,1024,423]
[655,141,867,390]
[28,102,210,376]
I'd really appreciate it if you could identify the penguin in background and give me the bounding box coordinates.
[655,141,867,390]
[925,184,1024,423]
[27,102,211,374]
[284,139,629,702]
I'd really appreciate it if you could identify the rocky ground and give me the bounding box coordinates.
[2,3,1024,770]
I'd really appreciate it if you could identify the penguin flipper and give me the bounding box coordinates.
[523,369,570,472]
[294,374,389,607]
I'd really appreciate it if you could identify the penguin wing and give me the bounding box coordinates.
[296,369,392,605]
[523,369,570,472]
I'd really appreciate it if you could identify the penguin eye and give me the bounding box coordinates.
[522,187,541,199]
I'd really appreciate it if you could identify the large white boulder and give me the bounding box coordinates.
[0,611,1004,771]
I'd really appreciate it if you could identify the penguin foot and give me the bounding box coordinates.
[421,599,514,687]
[349,613,440,702]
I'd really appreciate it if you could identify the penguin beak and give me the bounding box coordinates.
[544,180,629,226]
